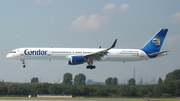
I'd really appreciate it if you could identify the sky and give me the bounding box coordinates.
[0,0,180,84]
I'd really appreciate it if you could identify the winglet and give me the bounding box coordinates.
[110,39,117,48]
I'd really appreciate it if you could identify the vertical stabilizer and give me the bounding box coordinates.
[141,29,168,55]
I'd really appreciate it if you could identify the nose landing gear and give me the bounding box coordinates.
[22,60,26,68]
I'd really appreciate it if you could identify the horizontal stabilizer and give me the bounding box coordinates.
[148,50,169,56]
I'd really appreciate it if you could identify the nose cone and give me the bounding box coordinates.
[6,54,12,59]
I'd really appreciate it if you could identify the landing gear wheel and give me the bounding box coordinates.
[90,65,96,70]
[86,65,96,70]
[23,65,26,68]
[22,60,26,68]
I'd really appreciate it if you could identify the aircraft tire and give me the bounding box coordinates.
[86,66,90,69]
[23,65,26,68]
[87,65,96,69]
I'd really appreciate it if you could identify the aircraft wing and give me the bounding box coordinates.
[148,50,169,56]
[84,39,117,61]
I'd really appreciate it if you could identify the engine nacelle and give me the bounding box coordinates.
[67,56,85,65]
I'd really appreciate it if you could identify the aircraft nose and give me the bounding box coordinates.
[6,54,12,59]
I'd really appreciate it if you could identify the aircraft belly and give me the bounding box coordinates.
[100,56,140,62]
[99,55,149,62]
[22,55,66,60]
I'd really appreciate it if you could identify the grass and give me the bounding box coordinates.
[0,97,179,101]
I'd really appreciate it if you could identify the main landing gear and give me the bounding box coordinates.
[86,65,96,70]
[86,58,96,70]
[22,60,26,68]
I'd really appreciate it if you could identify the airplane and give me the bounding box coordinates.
[6,29,169,70]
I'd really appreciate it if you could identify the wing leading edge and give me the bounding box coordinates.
[83,39,117,69]
[84,39,117,60]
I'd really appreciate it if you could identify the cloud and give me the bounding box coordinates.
[69,14,110,31]
[119,4,129,12]
[69,3,129,31]
[172,12,180,23]
[34,0,52,5]
[103,3,116,13]
[165,34,180,45]
[103,3,129,13]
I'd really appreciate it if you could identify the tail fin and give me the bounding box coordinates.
[141,29,168,55]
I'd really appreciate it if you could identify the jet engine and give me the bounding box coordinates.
[67,56,85,65]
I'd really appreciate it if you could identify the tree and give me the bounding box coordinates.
[154,85,168,97]
[0,85,7,95]
[172,69,180,80]
[129,86,137,96]
[31,77,39,83]
[119,85,130,96]
[63,72,73,85]
[112,77,118,85]
[164,69,180,84]
[137,87,148,96]
[105,77,118,85]
[128,78,136,85]
[105,77,112,85]
[74,73,86,85]
[165,81,175,96]
[157,77,163,85]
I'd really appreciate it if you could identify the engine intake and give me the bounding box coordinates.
[67,56,85,65]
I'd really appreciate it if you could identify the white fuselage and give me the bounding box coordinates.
[7,48,152,62]
[6,29,169,69]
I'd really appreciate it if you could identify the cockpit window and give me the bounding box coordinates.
[11,51,16,53]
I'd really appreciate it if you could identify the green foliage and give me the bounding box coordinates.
[112,77,118,85]
[175,89,180,96]
[128,78,136,85]
[105,77,112,85]
[164,69,180,84]
[63,72,73,85]
[165,81,175,95]
[105,77,118,85]
[137,87,148,96]
[0,85,7,95]
[129,85,137,96]
[119,85,130,96]
[172,69,180,80]
[164,69,180,96]
[73,85,89,96]
[154,85,168,97]
[1,69,180,97]
[0,82,178,97]
[74,73,86,85]
[157,77,163,85]
[31,77,39,83]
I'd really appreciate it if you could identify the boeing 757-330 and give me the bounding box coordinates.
[6,29,169,69]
